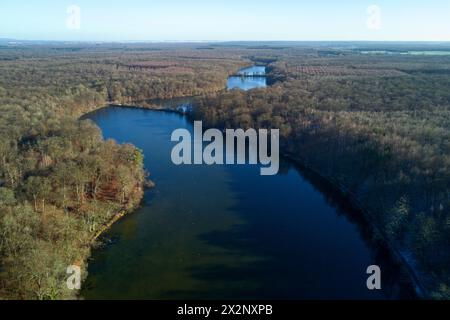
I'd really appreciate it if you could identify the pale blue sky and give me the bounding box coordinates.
[1,0,449,41]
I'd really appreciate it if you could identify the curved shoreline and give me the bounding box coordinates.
[79,63,428,299]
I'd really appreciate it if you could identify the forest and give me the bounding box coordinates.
[0,42,449,299]
[193,45,450,299]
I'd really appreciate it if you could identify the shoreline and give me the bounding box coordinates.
[77,184,151,299]
[89,180,155,243]
[282,151,429,299]
[79,62,430,299]
[82,100,428,299]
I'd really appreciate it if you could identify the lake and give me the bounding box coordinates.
[81,67,414,299]
[227,66,267,91]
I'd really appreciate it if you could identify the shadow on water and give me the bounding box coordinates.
[160,159,417,300]
[82,65,417,300]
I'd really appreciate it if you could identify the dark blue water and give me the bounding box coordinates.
[82,106,413,299]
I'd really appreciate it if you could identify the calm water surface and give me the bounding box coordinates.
[82,67,414,299]
[227,66,267,91]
